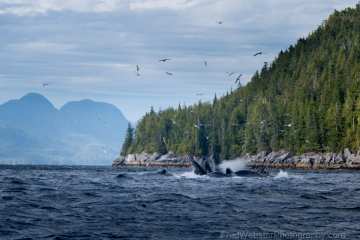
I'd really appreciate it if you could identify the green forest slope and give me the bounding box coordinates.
[123,6,360,159]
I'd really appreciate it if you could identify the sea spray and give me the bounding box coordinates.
[218,158,246,174]
[274,170,289,178]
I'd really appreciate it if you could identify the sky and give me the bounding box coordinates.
[0,0,359,122]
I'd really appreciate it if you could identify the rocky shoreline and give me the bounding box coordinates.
[112,148,360,170]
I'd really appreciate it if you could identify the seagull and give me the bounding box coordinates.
[165,72,172,75]
[215,21,224,24]
[173,121,177,125]
[204,135,209,140]
[98,118,106,123]
[102,147,107,154]
[194,124,199,129]
[43,83,49,87]
[134,71,142,77]
[284,113,291,116]
[189,110,194,114]
[254,52,267,56]
[226,72,235,76]
[162,137,167,145]
[159,59,171,62]
[306,139,311,145]
[196,94,205,96]
[246,122,250,125]
[260,120,265,124]
[204,60,207,66]
[136,65,140,71]
[235,74,242,84]
[284,123,293,127]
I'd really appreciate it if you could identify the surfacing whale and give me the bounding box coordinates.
[192,152,269,178]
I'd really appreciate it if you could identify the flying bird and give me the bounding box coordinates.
[136,65,140,71]
[235,74,242,84]
[43,83,49,87]
[102,147,107,154]
[306,139,311,145]
[134,71,142,77]
[98,118,106,123]
[226,72,235,76]
[204,60,207,66]
[173,121,177,125]
[194,124,199,129]
[159,59,171,62]
[254,52,267,56]
[215,21,224,24]
[284,123,293,127]
[196,94,205,96]
[165,72,173,75]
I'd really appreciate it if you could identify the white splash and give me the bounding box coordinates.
[274,170,289,179]
[181,171,198,178]
[218,158,246,174]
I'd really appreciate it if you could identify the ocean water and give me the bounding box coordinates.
[0,165,359,239]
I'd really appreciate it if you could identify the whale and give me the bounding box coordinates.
[207,168,235,178]
[156,169,173,176]
[192,152,269,178]
[233,167,269,178]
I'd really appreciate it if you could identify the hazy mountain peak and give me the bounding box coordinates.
[19,92,56,109]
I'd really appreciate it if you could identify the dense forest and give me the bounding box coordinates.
[122,5,360,159]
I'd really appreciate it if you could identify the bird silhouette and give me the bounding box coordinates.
[159,59,171,62]
[134,71,142,77]
[196,94,205,96]
[226,72,235,76]
[215,21,224,24]
[204,60,207,66]
[254,52,267,56]
[43,83,49,87]
[136,65,140,71]
[235,74,242,84]
[165,72,172,75]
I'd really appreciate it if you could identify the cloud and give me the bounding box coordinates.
[6,41,76,53]
[0,0,360,121]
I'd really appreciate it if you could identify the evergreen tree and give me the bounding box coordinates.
[120,123,134,156]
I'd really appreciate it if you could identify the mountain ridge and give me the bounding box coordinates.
[0,93,129,165]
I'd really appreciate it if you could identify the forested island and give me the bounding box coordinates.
[118,5,360,168]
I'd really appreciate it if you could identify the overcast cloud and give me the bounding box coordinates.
[0,0,359,121]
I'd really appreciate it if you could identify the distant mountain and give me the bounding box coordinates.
[0,93,129,165]
[0,93,58,136]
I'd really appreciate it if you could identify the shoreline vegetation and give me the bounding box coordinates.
[112,148,360,170]
[119,6,360,166]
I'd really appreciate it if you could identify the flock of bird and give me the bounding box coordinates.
[41,21,313,151]
[130,21,268,98]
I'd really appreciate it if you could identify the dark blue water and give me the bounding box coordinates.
[0,165,359,239]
